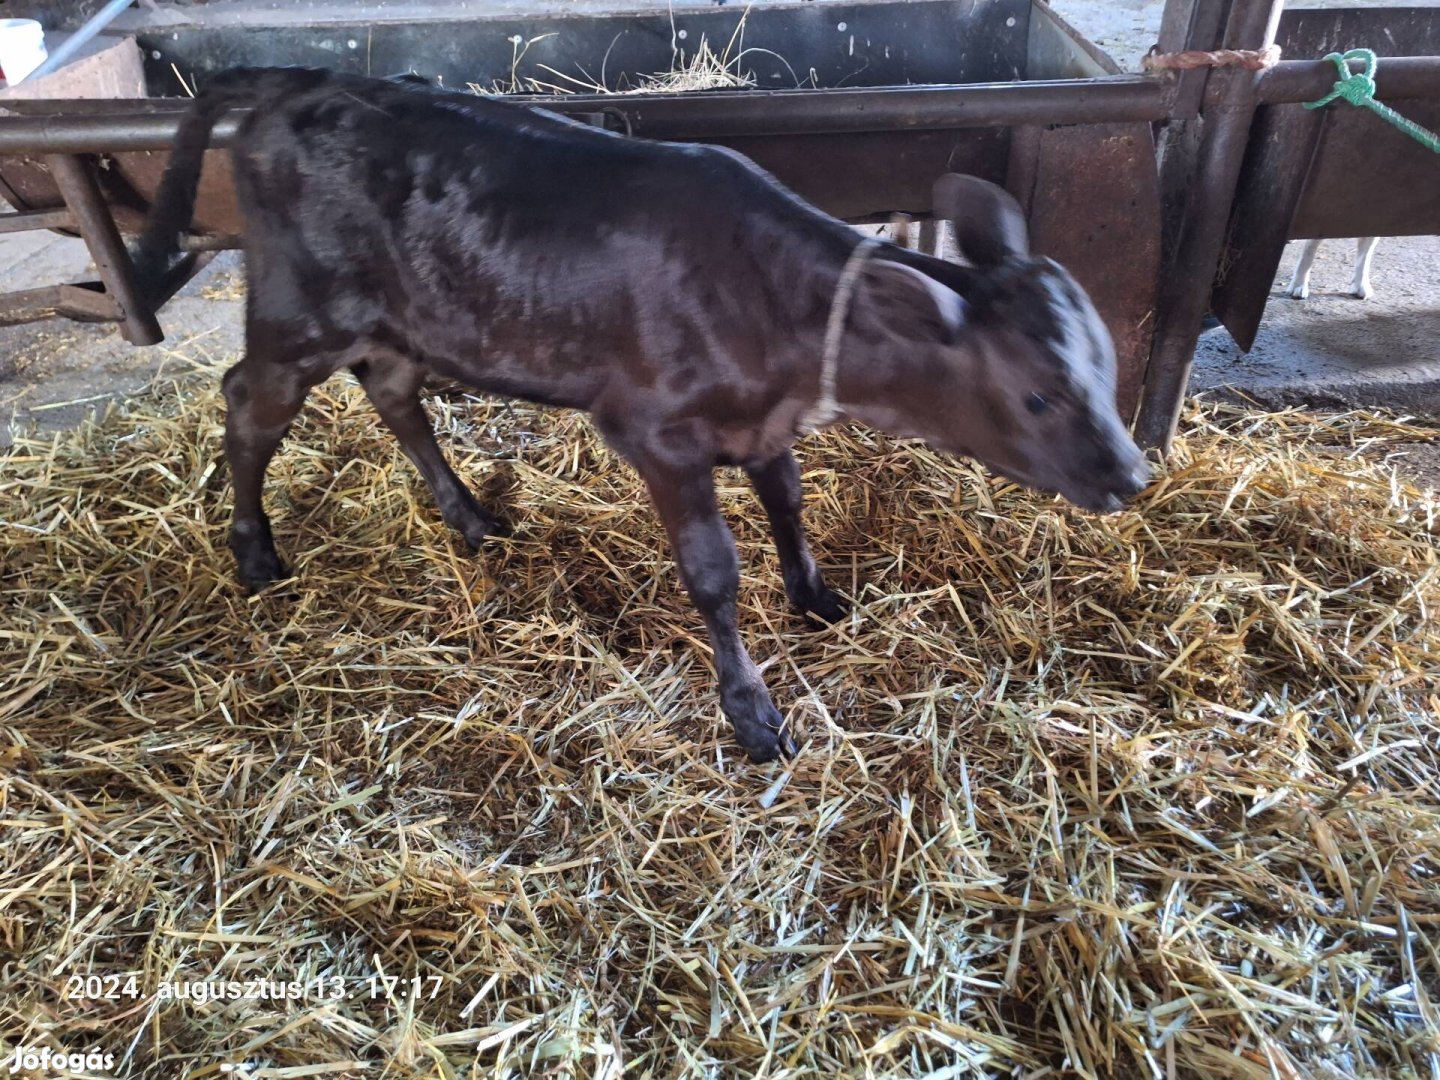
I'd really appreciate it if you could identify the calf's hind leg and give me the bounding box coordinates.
[350,355,499,549]
[222,357,309,591]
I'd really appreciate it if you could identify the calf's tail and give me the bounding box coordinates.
[133,67,331,291]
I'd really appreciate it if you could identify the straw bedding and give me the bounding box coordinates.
[2,360,1438,1079]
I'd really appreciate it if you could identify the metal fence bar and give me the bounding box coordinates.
[1135,0,1288,452]
[45,153,162,346]
[0,78,1172,153]
[0,208,73,233]
[1256,55,1440,104]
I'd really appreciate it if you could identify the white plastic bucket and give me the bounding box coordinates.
[0,19,49,86]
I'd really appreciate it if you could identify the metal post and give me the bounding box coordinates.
[45,153,163,346]
[1151,0,1232,266]
[1133,0,1287,453]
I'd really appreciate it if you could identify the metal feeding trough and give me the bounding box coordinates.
[1,0,1438,452]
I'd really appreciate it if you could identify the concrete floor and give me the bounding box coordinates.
[0,234,244,445]
[1193,235,1440,414]
[2,0,1438,454]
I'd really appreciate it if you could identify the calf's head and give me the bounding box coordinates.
[851,174,1149,513]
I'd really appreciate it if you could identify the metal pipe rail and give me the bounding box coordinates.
[1254,55,1440,103]
[4,57,1438,156]
[0,78,1171,152]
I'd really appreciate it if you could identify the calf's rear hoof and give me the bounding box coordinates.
[740,727,796,764]
[460,520,496,550]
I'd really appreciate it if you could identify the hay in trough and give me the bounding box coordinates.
[1,357,1438,1079]
[481,13,766,97]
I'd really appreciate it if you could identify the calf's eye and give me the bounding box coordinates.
[1025,392,1050,415]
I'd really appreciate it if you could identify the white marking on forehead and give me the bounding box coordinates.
[1040,270,1115,403]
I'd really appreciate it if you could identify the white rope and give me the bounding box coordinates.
[797,236,882,434]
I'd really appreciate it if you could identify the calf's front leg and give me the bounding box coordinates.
[637,459,797,762]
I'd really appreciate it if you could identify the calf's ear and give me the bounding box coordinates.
[932,174,1029,268]
[860,260,966,344]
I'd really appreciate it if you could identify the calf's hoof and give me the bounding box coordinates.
[799,585,848,625]
[785,572,847,624]
[231,521,288,592]
[234,548,288,593]
[458,515,502,550]
[446,506,506,551]
[725,684,798,763]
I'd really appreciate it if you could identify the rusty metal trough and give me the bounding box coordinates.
[1,0,1437,451]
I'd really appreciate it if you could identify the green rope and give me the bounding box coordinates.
[1303,48,1440,153]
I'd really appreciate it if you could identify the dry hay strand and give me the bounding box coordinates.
[631,33,759,95]
[2,361,1439,1079]
[480,11,765,97]
[198,276,247,303]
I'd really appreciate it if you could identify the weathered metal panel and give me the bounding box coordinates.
[0,151,170,233]
[106,149,240,236]
[1209,101,1324,350]
[1289,101,1440,237]
[1026,2,1119,79]
[138,0,1031,97]
[1009,122,1162,421]
[1275,5,1440,58]
[716,128,1010,221]
[1280,5,1440,239]
[1210,5,1439,352]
